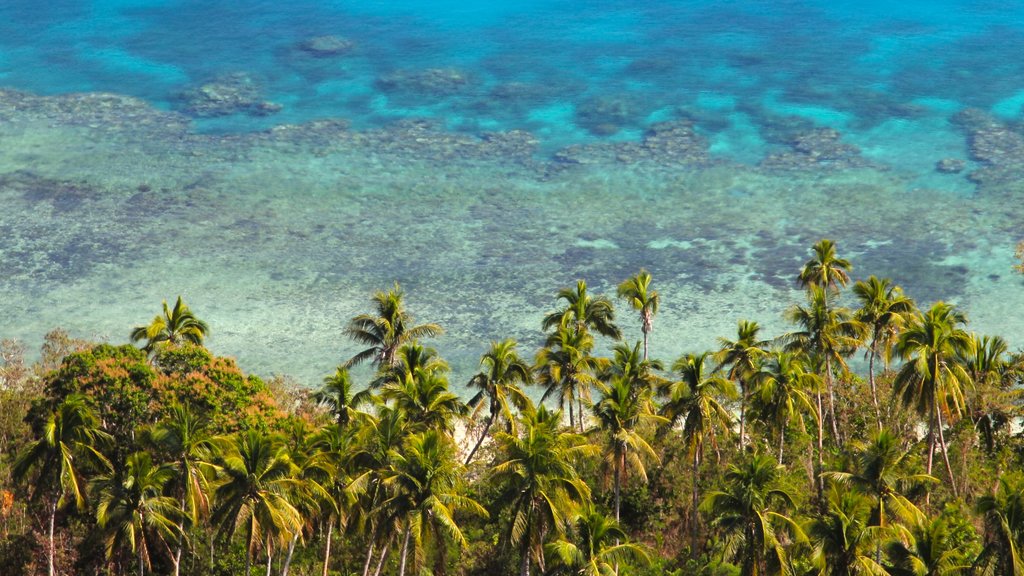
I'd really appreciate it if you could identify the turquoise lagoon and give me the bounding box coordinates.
[1,0,1023,386]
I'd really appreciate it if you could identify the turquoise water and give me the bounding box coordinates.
[1,1,1023,386]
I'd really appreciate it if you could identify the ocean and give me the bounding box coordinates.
[1,0,1022,386]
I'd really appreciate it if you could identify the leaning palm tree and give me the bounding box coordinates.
[702,454,805,576]
[542,280,622,341]
[93,451,182,576]
[798,238,852,293]
[590,377,663,524]
[130,296,209,353]
[716,320,770,450]
[210,430,304,576]
[659,351,736,558]
[853,276,916,430]
[617,270,659,360]
[465,339,533,465]
[976,475,1024,576]
[13,394,111,576]
[380,430,487,576]
[143,404,215,576]
[546,509,650,576]
[893,302,972,498]
[491,405,597,576]
[345,283,443,368]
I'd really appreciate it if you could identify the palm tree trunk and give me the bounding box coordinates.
[139,538,146,576]
[567,397,575,430]
[825,357,842,447]
[245,520,253,576]
[739,382,746,451]
[361,522,378,576]
[465,414,494,466]
[815,391,824,505]
[48,497,57,576]
[265,547,273,576]
[614,447,622,522]
[934,400,959,498]
[372,531,395,576]
[281,533,298,576]
[322,523,333,576]
[642,329,649,362]
[520,540,530,576]
[398,525,412,576]
[868,345,882,431]
[691,449,700,560]
[578,394,585,434]
[778,424,786,465]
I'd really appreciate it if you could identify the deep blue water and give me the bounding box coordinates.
[4,0,1024,153]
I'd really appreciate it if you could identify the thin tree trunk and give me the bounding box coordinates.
[173,491,187,576]
[246,519,253,576]
[265,547,273,576]
[282,533,298,576]
[935,400,959,498]
[778,424,786,465]
[567,396,575,430]
[465,414,494,466]
[322,522,333,576]
[825,357,842,447]
[578,394,585,434]
[691,450,700,560]
[926,416,935,508]
[139,537,146,576]
[739,382,746,451]
[372,532,395,576]
[48,497,57,576]
[868,345,882,431]
[642,329,649,362]
[614,447,622,522]
[520,544,530,576]
[398,525,412,576]
[815,391,825,506]
[361,522,378,576]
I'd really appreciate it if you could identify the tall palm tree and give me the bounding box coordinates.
[210,430,304,576]
[536,324,604,433]
[886,516,971,576]
[93,451,181,576]
[716,320,770,451]
[379,348,467,435]
[13,394,111,576]
[853,276,916,430]
[465,339,533,466]
[590,377,663,524]
[617,270,659,360]
[381,430,487,576]
[785,285,865,449]
[798,238,852,292]
[599,341,665,397]
[314,366,371,428]
[893,302,972,498]
[130,296,209,353]
[143,404,215,576]
[542,280,622,341]
[491,405,596,576]
[750,350,819,464]
[660,351,736,558]
[976,475,1024,576]
[546,509,650,575]
[702,454,805,576]
[308,423,357,576]
[806,486,889,576]
[823,430,934,537]
[345,283,443,369]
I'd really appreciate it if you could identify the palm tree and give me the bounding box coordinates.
[345,283,443,368]
[702,454,805,576]
[546,509,650,575]
[599,341,666,397]
[785,285,865,449]
[13,394,111,576]
[893,302,972,498]
[590,377,663,524]
[308,424,355,576]
[750,350,819,464]
[381,430,487,576]
[536,324,604,433]
[210,430,304,576]
[93,451,181,576]
[660,351,736,558]
[465,339,533,466]
[617,270,659,360]
[314,366,371,428]
[806,486,889,576]
[976,475,1024,576]
[379,347,467,435]
[130,296,209,353]
[491,405,596,576]
[853,276,916,430]
[716,320,770,451]
[542,280,622,341]
[798,238,852,292]
[143,404,215,576]
[886,516,971,576]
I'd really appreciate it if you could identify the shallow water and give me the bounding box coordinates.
[1,1,1023,386]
